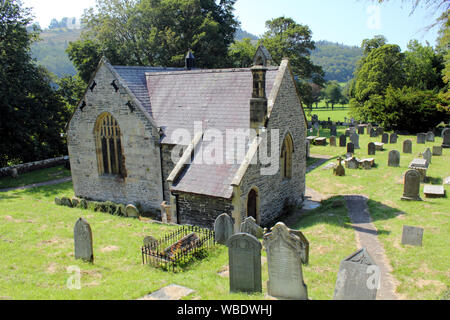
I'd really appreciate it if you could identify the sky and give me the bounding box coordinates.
[22,0,443,51]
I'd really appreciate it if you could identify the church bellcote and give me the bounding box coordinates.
[250,63,268,132]
[185,50,195,70]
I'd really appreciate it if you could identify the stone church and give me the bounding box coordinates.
[66,46,307,230]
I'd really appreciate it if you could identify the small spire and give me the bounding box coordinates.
[185,50,195,70]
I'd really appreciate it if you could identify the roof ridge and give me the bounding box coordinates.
[146,66,279,77]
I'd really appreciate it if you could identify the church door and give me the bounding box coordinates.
[247,189,258,220]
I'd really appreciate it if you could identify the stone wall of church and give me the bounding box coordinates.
[67,63,164,214]
[238,61,307,228]
[176,193,234,229]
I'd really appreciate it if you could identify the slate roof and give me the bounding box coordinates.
[113,65,280,199]
[113,66,184,115]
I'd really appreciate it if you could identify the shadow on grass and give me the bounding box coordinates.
[20,181,73,198]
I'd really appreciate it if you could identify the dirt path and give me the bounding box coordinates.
[344,195,399,300]
[0,177,72,193]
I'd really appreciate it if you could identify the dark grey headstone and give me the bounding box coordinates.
[333,248,379,300]
[370,128,378,138]
[240,217,263,239]
[432,146,442,156]
[417,133,426,144]
[330,136,337,147]
[339,135,347,147]
[368,142,376,155]
[264,223,308,300]
[390,133,398,144]
[347,142,355,154]
[442,128,450,148]
[227,233,262,293]
[214,213,234,245]
[357,126,365,135]
[403,140,412,154]
[74,218,94,263]
[402,226,424,247]
[401,170,422,201]
[330,125,337,137]
[381,133,389,144]
[377,127,384,136]
[388,150,400,167]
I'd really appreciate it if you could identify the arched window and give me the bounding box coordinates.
[95,113,125,177]
[281,134,293,179]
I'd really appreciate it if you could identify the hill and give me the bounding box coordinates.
[311,41,363,83]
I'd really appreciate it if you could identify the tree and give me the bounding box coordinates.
[361,35,387,56]
[323,81,343,109]
[0,0,69,166]
[228,38,257,68]
[68,0,239,83]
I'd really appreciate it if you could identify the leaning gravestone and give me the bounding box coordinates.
[432,146,442,156]
[350,132,360,149]
[339,135,347,147]
[401,170,422,201]
[227,233,262,293]
[442,128,450,148]
[390,133,398,144]
[74,218,94,263]
[240,216,264,239]
[330,136,337,147]
[426,131,435,142]
[403,140,412,154]
[289,229,310,265]
[347,142,355,154]
[381,133,389,144]
[264,223,308,300]
[214,213,234,245]
[417,133,426,144]
[402,226,424,247]
[423,148,432,165]
[333,248,379,300]
[368,142,376,156]
[388,150,400,167]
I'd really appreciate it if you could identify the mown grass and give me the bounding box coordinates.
[305,106,350,123]
[0,165,71,190]
[307,131,450,300]
[0,179,356,300]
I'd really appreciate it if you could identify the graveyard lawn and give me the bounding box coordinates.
[0,180,357,300]
[308,132,450,300]
[0,165,71,190]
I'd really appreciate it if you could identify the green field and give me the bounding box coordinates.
[305,106,351,123]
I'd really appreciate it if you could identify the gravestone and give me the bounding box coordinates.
[432,146,442,156]
[330,125,337,137]
[346,157,360,169]
[330,136,337,147]
[442,128,450,148]
[423,185,445,198]
[381,133,389,144]
[367,124,372,135]
[227,233,262,293]
[417,133,426,144]
[377,127,384,136]
[401,226,424,247]
[315,137,327,146]
[143,236,158,247]
[347,142,355,154]
[390,133,398,144]
[403,140,412,154]
[370,128,377,138]
[264,223,308,300]
[214,213,234,245]
[350,133,360,149]
[374,142,384,151]
[126,204,139,218]
[289,229,310,265]
[240,217,264,239]
[334,157,346,176]
[357,125,365,135]
[426,131,435,142]
[423,148,432,165]
[409,159,429,182]
[360,159,373,170]
[74,218,94,263]
[339,135,347,147]
[388,150,400,167]
[401,170,422,201]
[368,142,376,156]
[333,248,379,300]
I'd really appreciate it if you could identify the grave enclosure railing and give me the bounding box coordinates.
[141,225,216,272]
